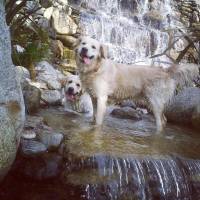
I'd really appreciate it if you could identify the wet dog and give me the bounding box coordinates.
[62,74,93,117]
[74,36,199,133]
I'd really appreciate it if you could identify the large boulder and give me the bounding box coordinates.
[165,87,200,130]
[41,90,62,105]
[35,61,64,90]
[0,3,25,181]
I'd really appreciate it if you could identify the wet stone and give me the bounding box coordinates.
[120,100,136,109]
[24,116,44,129]
[19,153,63,180]
[20,139,47,155]
[21,130,36,139]
[110,106,142,120]
[37,131,64,150]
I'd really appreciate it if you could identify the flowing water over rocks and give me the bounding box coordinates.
[1,0,200,199]
[1,107,200,199]
[70,0,178,65]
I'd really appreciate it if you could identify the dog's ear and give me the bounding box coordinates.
[100,45,108,59]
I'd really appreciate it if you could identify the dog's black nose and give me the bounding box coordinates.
[81,47,88,54]
[68,87,74,94]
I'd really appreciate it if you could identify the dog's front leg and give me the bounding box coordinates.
[91,97,97,123]
[95,96,108,125]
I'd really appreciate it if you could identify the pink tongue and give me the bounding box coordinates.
[83,57,90,65]
[67,94,75,101]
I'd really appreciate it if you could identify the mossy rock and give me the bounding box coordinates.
[63,47,76,60]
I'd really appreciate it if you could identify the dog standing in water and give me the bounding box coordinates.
[74,36,199,133]
[62,74,93,117]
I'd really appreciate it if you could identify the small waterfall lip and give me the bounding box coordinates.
[67,154,199,200]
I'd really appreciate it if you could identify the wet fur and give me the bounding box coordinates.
[75,36,199,133]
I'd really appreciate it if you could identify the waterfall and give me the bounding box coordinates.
[70,0,178,65]
[66,155,200,200]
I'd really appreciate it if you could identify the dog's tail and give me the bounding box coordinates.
[167,63,199,88]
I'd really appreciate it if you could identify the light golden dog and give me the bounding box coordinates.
[62,74,93,117]
[74,36,199,133]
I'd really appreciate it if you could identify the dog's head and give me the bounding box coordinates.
[64,75,82,102]
[74,36,107,72]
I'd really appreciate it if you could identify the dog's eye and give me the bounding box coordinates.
[92,45,96,49]
[76,83,80,87]
[82,42,86,45]
[68,80,72,84]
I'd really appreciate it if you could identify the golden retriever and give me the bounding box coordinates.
[74,36,199,133]
[62,74,93,117]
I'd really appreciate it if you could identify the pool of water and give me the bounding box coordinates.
[0,107,200,200]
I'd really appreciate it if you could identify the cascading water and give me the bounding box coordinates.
[57,1,200,199]
[37,108,200,200]
[70,0,178,65]
[66,155,200,200]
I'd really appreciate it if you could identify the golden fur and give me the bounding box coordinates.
[75,36,199,133]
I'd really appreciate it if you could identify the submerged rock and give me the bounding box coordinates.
[37,131,64,150]
[24,115,44,129]
[111,106,142,120]
[120,100,136,109]
[20,139,47,155]
[19,153,63,180]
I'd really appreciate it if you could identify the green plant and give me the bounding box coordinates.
[12,28,51,80]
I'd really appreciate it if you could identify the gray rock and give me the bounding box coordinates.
[35,61,64,90]
[16,66,30,88]
[20,153,63,180]
[38,131,64,150]
[165,87,200,129]
[24,115,44,129]
[23,81,41,114]
[41,89,62,105]
[20,139,47,155]
[0,2,25,181]
[111,107,142,120]
[120,100,136,109]
[51,7,77,35]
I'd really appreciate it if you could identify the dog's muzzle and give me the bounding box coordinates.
[80,48,94,65]
[66,87,79,102]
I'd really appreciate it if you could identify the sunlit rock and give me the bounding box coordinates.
[166,87,200,130]
[35,61,65,90]
[52,8,78,35]
[41,90,62,105]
